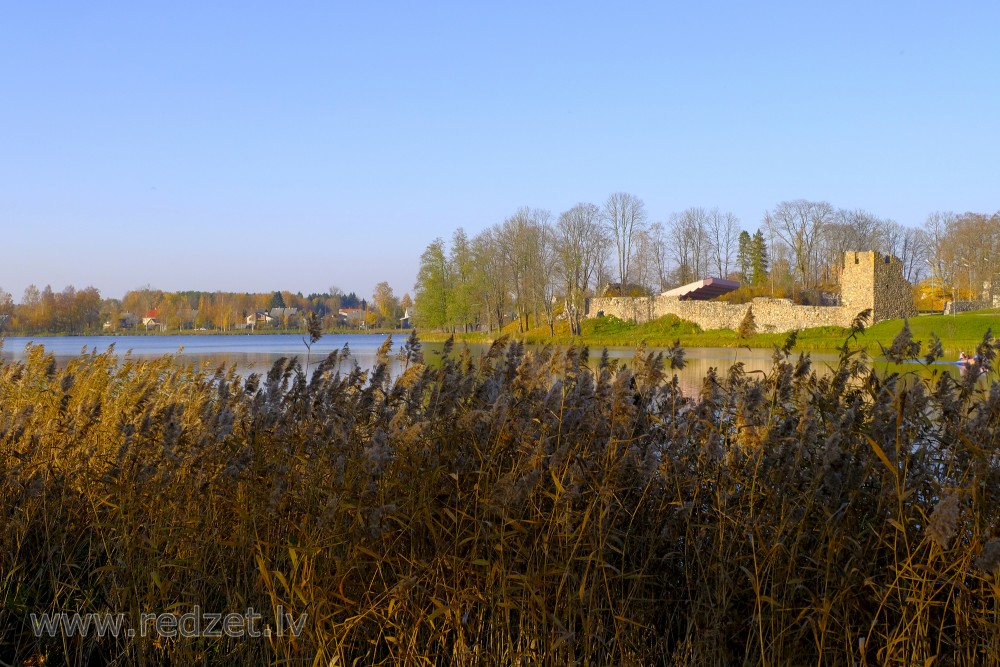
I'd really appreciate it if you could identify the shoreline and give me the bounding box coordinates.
[4,310,999,357]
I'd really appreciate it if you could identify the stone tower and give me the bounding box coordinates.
[840,251,917,324]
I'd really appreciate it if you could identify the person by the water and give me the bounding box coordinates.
[958,351,985,378]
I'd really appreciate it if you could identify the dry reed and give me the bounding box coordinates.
[1,323,999,665]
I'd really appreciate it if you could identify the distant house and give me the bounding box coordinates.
[399,308,413,328]
[339,307,367,328]
[268,308,299,320]
[113,312,140,329]
[142,309,160,330]
[246,311,274,327]
[104,312,139,330]
[269,307,298,324]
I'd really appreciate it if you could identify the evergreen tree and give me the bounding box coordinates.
[737,230,752,283]
[340,292,360,309]
[750,229,770,286]
[737,305,757,340]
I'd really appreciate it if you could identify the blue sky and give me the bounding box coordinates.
[2,1,997,301]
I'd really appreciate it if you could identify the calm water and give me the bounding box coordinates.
[0,334,966,396]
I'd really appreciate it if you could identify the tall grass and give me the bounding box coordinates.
[1,324,999,665]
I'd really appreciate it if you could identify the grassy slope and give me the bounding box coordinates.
[420,310,1000,355]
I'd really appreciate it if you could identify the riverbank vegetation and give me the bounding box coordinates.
[419,310,1000,356]
[3,322,1000,665]
[413,202,1000,336]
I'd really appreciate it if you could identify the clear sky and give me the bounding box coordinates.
[2,1,997,301]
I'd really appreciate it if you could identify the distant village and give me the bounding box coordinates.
[0,285,414,335]
[105,305,414,332]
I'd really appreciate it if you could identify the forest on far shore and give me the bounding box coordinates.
[0,283,413,336]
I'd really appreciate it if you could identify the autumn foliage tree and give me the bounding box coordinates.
[372,281,399,327]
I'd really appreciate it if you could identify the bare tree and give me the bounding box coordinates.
[497,207,550,331]
[821,209,889,283]
[666,208,710,285]
[472,228,509,332]
[533,223,560,336]
[647,222,671,291]
[666,213,694,285]
[630,228,656,296]
[842,209,885,250]
[947,212,1000,302]
[594,241,614,297]
[764,200,835,289]
[707,208,741,278]
[923,212,956,303]
[818,219,854,284]
[556,203,605,334]
[602,192,646,294]
[894,224,929,285]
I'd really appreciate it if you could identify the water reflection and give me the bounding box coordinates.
[0,334,974,397]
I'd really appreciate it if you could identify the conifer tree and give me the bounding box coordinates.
[737,230,752,283]
[750,230,770,286]
[737,305,757,340]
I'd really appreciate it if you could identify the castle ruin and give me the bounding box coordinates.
[585,251,916,333]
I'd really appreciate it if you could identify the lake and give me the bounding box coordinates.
[0,333,967,396]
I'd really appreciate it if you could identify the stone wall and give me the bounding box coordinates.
[943,300,989,315]
[839,251,875,316]
[585,251,916,333]
[586,295,858,333]
[841,251,916,322]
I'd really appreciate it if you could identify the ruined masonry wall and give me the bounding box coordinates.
[872,253,918,321]
[841,251,916,322]
[585,251,915,333]
[586,296,857,334]
[839,252,875,315]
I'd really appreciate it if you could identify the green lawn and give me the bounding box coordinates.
[423,310,1000,356]
[864,312,1000,355]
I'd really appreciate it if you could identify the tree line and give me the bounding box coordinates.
[413,193,1000,334]
[0,283,414,335]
